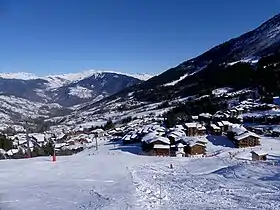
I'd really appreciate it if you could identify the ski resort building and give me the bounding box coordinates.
[221,121,232,132]
[185,141,206,156]
[185,123,198,136]
[91,128,105,137]
[210,124,222,135]
[251,151,267,161]
[197,125,207,136]
[141,133,170,156]
[153,144,170,156]
[184,123,206,136]
[228,124,260,148]
[233,132,260,148]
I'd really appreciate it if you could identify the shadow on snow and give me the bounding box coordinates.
[206,135,235,148]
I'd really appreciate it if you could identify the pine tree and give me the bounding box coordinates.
[43,141,55,155]
[104,119,115,130]
[0,135,13,151]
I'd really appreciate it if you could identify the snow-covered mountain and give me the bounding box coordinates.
[50,72,145,106]
[0,70,151,126]
[0,70,152,88]
[96,13,280,103]
[0,72,38,80]
[0,70,151,107]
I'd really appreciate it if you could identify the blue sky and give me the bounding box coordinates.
[0,0,279,76]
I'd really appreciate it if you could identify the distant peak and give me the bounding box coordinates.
[0,72,37,80]
[49,69,153,81]
[0,70,153,84]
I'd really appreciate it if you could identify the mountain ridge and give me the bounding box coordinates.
[0,70,153,84]
[0,70,150,107]
[100,13,280,102]
[78,13,280,112]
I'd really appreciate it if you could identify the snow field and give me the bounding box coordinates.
[1,136,280,209]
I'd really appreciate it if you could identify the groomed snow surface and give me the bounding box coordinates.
[1,137,280,210]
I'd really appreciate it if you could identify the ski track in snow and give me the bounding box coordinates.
[1,138,280,209]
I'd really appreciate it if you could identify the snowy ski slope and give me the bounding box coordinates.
[1,137,280,210]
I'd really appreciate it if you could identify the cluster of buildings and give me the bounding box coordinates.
[214,99,278,122]
[119,113,263,158]
[121,122,207,157]
[1,126,109,158]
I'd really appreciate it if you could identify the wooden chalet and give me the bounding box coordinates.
[185,123,198,136]
[151,136,170,156]
[235,107,244,115]
[56,133,68,143]
[233,132,260,148]
[229,109,238,118]
[216,122,224,132]
[66,139,75,146]
[167,129,186,144]
[141,134,170,156]
[221,121,231,132]
[91,129,104,137]
[197,125,206,136]
[185,141,206,156]
[210,124,221,135]
[251,151,267,161]
[153,144,170,156]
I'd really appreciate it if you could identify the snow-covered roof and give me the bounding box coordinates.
[234,132,260,141]
[229,124,247,135]
[197,125,206,130]
[76,134,89,138]
[211,124,221,130]
[55,143,66,149]
[168,130,185,138]
[148,136,170,145]
[7,149,19,156]
[185,123,197,128]
[224,114,230,118]
[66,139,75,143]
[175,125,185,130]
[251,151,268,156]
[181,137,192,145]
[153,144,170,149]
[199,113,212,118]
[221,121,231,126]
[12,134,26,141]
[19,139,27,145]
[188,141,205,147]
[217,122,223,127]
[122,135,131,141]
[191,116,199,120]
[91,128,104,133]
[57,133,66,139]
[142,132,158,142]
[176,143,185,148]
[156,127,166,132]
[31,134,45,142]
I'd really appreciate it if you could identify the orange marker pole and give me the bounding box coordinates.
[52,150,56,162]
